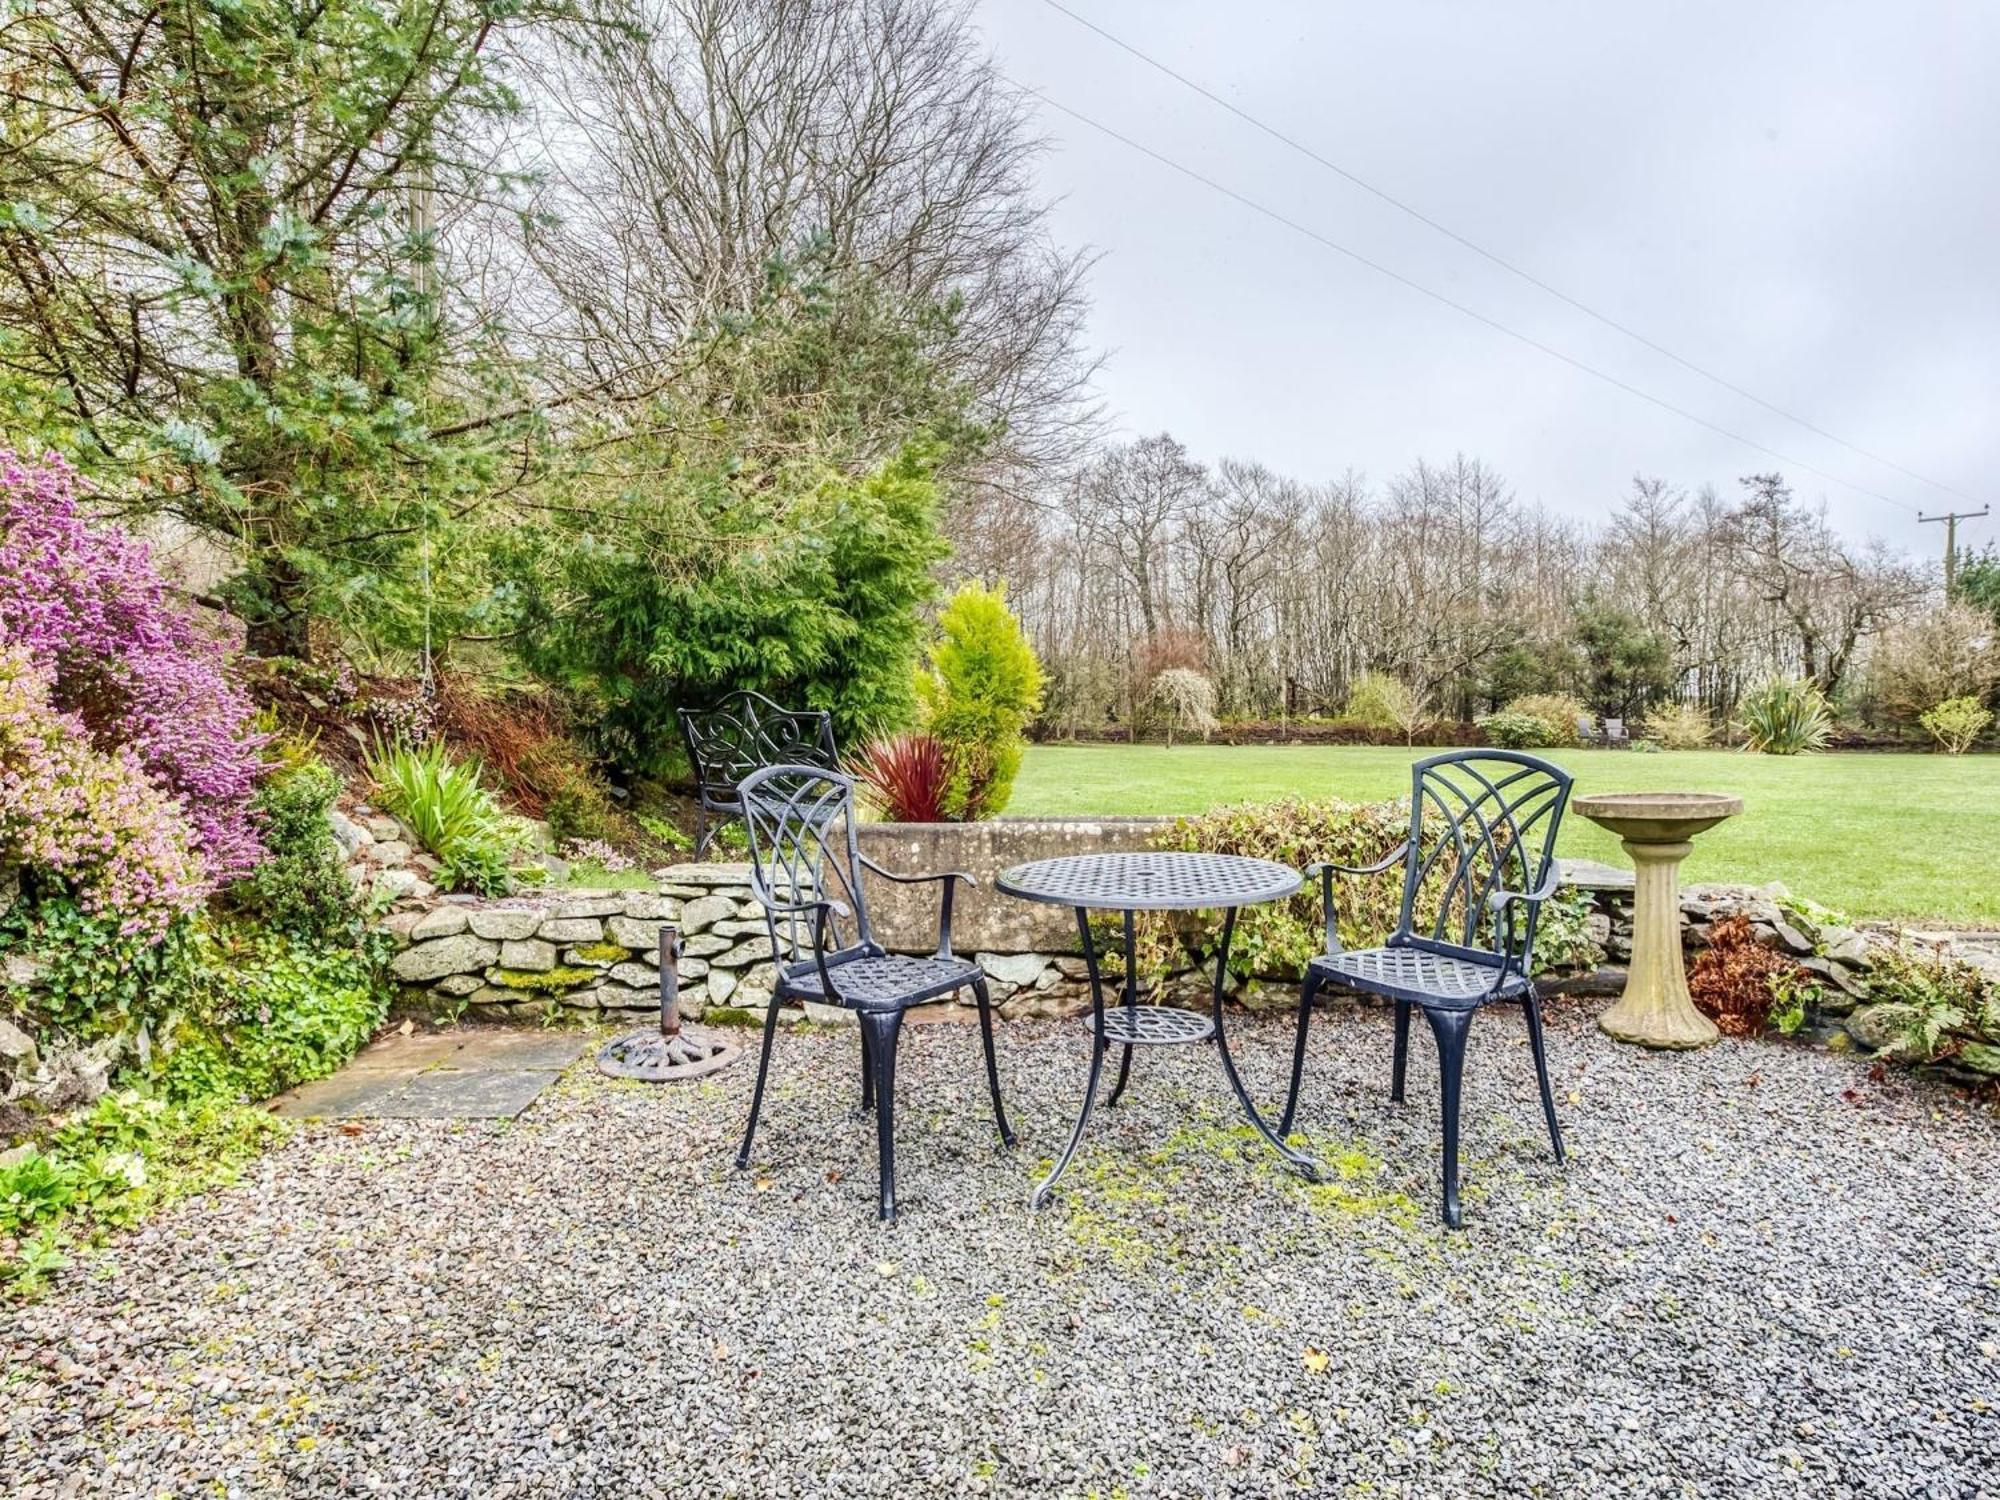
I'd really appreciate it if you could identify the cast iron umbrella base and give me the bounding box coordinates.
[596,928,742,1082]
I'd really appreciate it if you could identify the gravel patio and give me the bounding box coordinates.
[5,1000,1996,1499]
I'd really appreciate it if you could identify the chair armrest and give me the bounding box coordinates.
[1484,869,1563,915]
[859,857,977,958]
[1301,842,1410,955]
[1483,871,1564,992]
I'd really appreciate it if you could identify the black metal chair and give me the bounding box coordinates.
[732,764,1014,1221]
[677,691,840,856]
[1277,750,1574,1229]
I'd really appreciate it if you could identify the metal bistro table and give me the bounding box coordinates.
[995,851,1323,1208]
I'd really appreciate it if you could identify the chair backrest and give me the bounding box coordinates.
[1394,750,1573,967]
[1574,712,1596,739]
[1604,717,1627,739]
[736,764,874,966]
[677,691,839,808]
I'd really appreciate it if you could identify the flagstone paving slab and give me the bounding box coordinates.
[271,1026,589,1119]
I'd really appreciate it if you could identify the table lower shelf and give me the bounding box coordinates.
[1096,1004,1215,1046]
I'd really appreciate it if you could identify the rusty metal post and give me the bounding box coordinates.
[659,925,681,1038]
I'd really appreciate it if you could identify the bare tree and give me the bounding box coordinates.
[507,0,1100,498]
[1720,474,1924,696]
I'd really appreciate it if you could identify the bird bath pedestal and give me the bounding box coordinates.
[1574,792,1743,1050]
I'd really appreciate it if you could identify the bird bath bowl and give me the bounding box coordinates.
[1574,792,1744,1050]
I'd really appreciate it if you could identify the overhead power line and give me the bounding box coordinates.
[1036,0,1981,515]
[1020,84,1928,516]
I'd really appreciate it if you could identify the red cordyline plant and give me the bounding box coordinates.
[0,450,265,887]
[851,733,951,823]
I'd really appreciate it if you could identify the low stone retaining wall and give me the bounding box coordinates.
[365,815,1992,1081]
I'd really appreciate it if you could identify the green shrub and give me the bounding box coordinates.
[1481,709,1559,750]
[366,740,520,894]
[1644,701,1715,750]
[1737,677,1833,755]
[1343,672,1419,733]
[1503,693,1590,747]
[919,582,1044,819]
[1145,798,1413,986]
[231,760,363,945]
[1919,696,1993,755]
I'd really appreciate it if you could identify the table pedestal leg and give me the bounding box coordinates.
[1032,906,1113,1210]
[1598,837,1720,1049]
[1209,908,1323,1181]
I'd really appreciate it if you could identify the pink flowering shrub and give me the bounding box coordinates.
[0,645,204,939]
[0,450,264,884]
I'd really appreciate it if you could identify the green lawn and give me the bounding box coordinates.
[1010,744,2000,924]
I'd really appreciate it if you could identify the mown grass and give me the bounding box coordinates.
[1010,744,2000,923]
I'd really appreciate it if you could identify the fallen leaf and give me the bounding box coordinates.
[1301,1348,1329,1374]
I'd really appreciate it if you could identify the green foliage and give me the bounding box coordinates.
[499,253,973,776]
[1866,946,1997,1064]
[1765,969,1821,1037]
[1478,639,1582,710]
[1959,545,2000,626]
[1644,701,1715,750]
[1738,677,1833,755]
[1342,672,1419,733]
[1920,697,1993,755]
[366,740,519,895]
[1503,693,1591,747]
[3,1091,289,1292]
[1532,889,1605,974]
[1481,709,1560,750]
[1571,601,1674,715]
[0,0,537,655]
[0,896,202,1042]
[231,761,364,944]
[155,927,389,1103]
[920,582,1044,819]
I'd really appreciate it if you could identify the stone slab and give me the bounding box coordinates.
[366,1069,560,1120]
[272,1069,424,1118]
[447,1031,589,1071]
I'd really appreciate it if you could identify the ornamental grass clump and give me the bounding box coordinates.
[852,732,951,822]
[0,450,265,883]
[1737,676,1833,755]
[366,739,520,895]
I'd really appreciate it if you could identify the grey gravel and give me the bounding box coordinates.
[5,999,1998,1498]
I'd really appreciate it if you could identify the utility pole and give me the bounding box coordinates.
[1919,507,1989,598]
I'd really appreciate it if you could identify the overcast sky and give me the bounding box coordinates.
[973,0,1999,557]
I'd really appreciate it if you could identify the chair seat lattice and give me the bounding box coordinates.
[779,951,981,1009]
[1309,945,1528,1006]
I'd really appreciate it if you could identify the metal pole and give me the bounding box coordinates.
[658,926,681,1038]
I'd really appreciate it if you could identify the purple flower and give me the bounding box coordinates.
[0,449,266,893]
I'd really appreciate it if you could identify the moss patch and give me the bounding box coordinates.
[570,942,631,964]
[486,965,600,993]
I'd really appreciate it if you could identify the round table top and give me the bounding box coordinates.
[994,851,1302,912]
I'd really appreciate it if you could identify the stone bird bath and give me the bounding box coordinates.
[1574,792,1744,1049]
